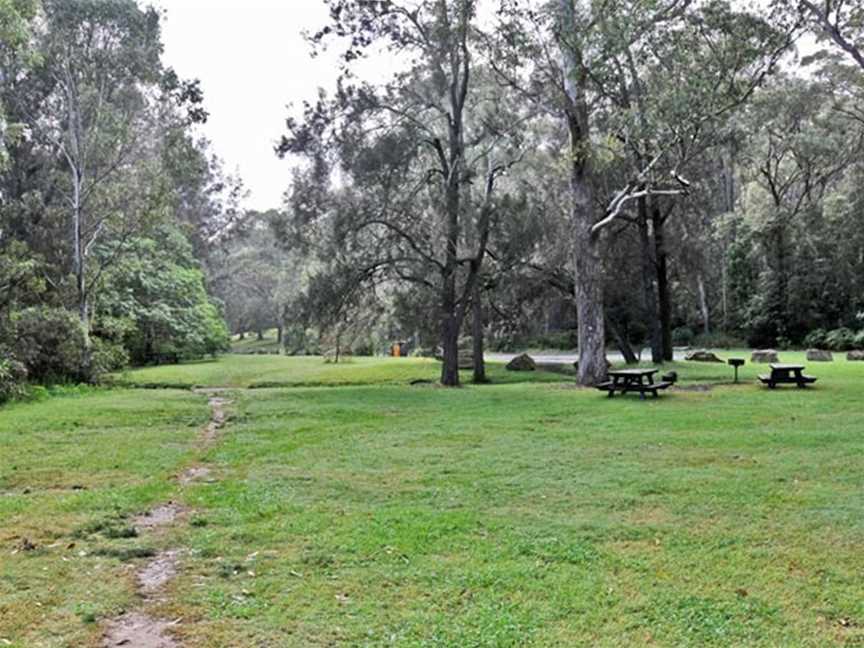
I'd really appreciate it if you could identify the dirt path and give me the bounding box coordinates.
[101,394,231,647]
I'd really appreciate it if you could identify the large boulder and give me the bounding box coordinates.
[806,348,833,362]
[751,349,779,363]
[506,353,536,371]
[847,350,864,361]
[685,349,723,363]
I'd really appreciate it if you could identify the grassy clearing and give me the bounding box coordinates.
[112,354,573,389]
[231,329,282,354]
[3,354,864,646]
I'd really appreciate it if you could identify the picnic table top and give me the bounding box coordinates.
[769,364,805,371]
[608,368,658,377]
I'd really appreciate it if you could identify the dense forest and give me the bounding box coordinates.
[3,0,864,394]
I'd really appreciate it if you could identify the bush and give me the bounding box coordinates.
[350,338,375,356]
[10,307,90,382]
[672,326,696,347]
[825,327,856,351]
[854,330,864,350]
[91,338,130,376]
[0,356,28,404]
[802,328,828,349]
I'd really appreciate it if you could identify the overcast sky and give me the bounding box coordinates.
[157,1,356,211]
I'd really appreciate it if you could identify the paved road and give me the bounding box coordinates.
[487,349,688,365]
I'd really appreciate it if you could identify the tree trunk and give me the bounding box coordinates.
[472,279,487,383]
[651,205,673,361]
[697,274,710,335]
[638,198,663,363]
[440,313,460,386]
[276,325,283,345]
[559,0,607,386]
[608,318,638,364]
[257,328,264,341]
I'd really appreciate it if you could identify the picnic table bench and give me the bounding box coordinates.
[596,368,672,399]
[759,364,817,389]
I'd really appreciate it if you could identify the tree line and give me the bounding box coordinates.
[0,0,237,401]
[223,0,864,386]
[4,0,864,396]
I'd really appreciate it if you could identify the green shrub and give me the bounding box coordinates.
[825,327,856,351]
[803,328,828,349]
[91,338,130,376]
[854,330,864,350]
[350,338,375,356]
[672,326,696,346]
[0,356,28,403]
[10,307,89,382]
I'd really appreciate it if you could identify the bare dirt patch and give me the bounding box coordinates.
[138,550,181,595]
[133,503,187,531]
[102,612,180,648]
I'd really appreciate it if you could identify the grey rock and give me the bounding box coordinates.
[751,349,779,363]
[506,353,536,371]
[685,349,724,363]
[806,348,833,362]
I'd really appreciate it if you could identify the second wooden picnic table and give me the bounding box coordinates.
[759,364,817,389]
[597,368,673,399]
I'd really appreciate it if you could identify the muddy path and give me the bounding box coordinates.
[101,393,231,648]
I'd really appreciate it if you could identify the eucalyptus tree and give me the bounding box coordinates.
[279,0,524,386]
[490,0,790,375]
[737,76,864,344]
[33,0,165,369]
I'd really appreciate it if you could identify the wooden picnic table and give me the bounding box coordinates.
[596,368,673,399]
[759,363,817,389]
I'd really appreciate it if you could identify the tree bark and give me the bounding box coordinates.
[638,198,663,363]
[559,0,607,386]
[697,274,710,335]
[651,204,673,361]
[472,279,487,383]
[608,318,638,364]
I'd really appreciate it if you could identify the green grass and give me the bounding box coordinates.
[112,354,571,389]
[3,354,864,646]
[231,328,282,354]
[0,388,209,647]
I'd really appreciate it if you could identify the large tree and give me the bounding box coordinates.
[280,0,523,386]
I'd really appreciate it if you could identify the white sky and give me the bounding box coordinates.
[157,0,350,211]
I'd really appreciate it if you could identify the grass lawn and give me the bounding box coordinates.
[231,329,282,355]
[3,354,864,646]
